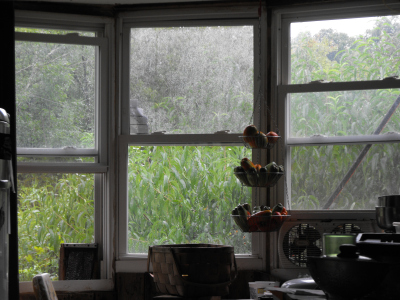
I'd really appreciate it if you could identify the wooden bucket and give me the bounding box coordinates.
[147,244,237,297]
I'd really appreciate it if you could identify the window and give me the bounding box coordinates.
[277,4,400,211]
[15,15,111,282]
[118,7,268,271]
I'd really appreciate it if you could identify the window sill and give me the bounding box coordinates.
[116,254,263,273]
[19,279,114,294]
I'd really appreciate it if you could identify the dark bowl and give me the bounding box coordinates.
[307,255,391,300]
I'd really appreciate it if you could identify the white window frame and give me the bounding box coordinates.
[267,1,400,279]
[116,4,273,272]
[273,1,400,219]
[15,10,115,292]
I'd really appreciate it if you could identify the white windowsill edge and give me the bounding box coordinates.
[19,279,114,294]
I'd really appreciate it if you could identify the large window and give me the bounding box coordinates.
[278,6,400,211]
[15,20,109,281]
[118,13,266,270]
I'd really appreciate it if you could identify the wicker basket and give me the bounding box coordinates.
[147,244,237,297]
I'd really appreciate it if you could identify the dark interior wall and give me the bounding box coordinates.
[0,1,19,299]
[13,0,347,16]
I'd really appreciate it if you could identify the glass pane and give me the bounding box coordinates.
[15,41,96,148]
[18,173,94,281]
[291,16,400,83]
[289,89,400,137]
[17,156,96,163]
[129,26,254,134]
[127,146,252,254]
[290,144,400,210]
[15,27,96,37]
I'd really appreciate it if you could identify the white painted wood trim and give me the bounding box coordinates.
[15,9,114,27]
[19,279,114,294]
[287,133,400,146]
[17,162,108,173]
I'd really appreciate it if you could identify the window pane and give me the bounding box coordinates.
[15,41,96,148]
[127,146,252,253]
[129,26,254,134]
[289,89,400,138]
[291,16,400,83]
[290,144,400,210]
[18,173,94,281]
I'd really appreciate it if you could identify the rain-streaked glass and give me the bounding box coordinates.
[291,16,400,84]
[289,89,400,138]
[290,144,400,210]
[15,41,96,148]
[129,26,254,134]
[127,146,252,253]
[17,173,94,281]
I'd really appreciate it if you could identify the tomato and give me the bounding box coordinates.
[266,131,279,144]
[281,207,288,215]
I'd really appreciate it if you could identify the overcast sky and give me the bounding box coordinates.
[291,17,378,38]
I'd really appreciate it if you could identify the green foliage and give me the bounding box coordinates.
[290,16,400,209]
[127,146,252,253]
[18,174,94,281]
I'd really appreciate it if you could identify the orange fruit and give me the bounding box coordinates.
[266,131,279,144]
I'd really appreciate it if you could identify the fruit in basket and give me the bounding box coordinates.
[234,166,250,185]
[272,203,284,214]
[243,125,258,147]
[266,131,279,143]
[241,158,255,171]
[255,131,268,148]
[265,161,280,173]
[248,209,272,232]
[246,167,258,186]
[258,167,268,186]
[232,203,287,232]
[232,204,251,231]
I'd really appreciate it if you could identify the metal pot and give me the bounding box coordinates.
[375,206,400,231]
[378,195,400,207]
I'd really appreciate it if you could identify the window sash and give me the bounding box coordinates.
[15,12,113,284]
[275,3,400,215]
[14,30,109,162]
[120,19,259,136]
[117,11,268,269]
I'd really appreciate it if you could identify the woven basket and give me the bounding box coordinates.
[147,244,237,297]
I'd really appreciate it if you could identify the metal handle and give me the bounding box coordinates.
[0,179,11,190]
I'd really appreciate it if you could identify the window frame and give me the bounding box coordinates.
[273,1,400,218]
[15,10,115,290]
[116,5,272,272]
